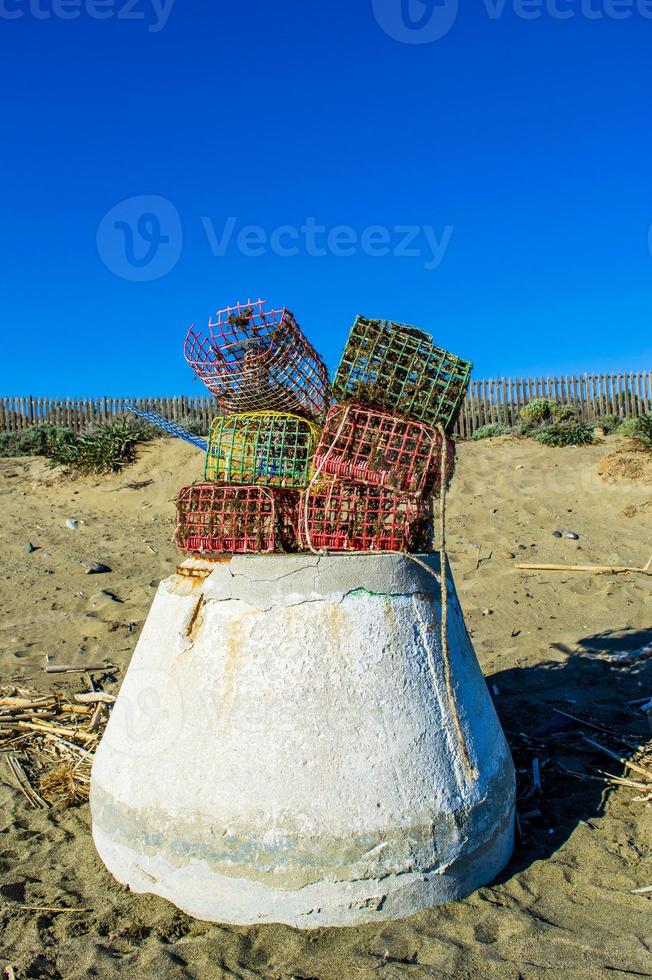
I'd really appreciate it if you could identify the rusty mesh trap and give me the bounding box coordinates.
[205,412,320,489]
[184,300,330,422]
[332,316,472,432]
[313,403,456,497]
[175,484,299,555]
[299,480,432,553]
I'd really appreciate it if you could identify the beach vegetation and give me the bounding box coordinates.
[533,421,595,447]
[46,416,155,475]
[629,413,652,450]
[471,423,510,440]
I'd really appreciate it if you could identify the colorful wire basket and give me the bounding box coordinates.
[298,480,432,553]
[175,484,299,555]
[332,316,472,433]
[313,403,456,497]
[205,412,320,489]
[184,300,330,422]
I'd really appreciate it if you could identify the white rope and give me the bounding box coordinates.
[303,405,351,555]
[436,424,477,781]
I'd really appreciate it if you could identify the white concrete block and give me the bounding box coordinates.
[91,553,515,927]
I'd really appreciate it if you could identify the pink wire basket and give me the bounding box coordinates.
[313,403,456,497]
[175,483,299,555]
[298,480,432,553]
[184,300,330,422]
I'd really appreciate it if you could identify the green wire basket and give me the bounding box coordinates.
[332,316,472,433]
[205,412,321,489]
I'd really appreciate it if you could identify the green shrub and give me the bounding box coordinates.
[179,415,210,437]
[617,417,640,437]
[48,416,150,475]
[596,413,623,434]
[520,398,557,424]
[631,414,652,450]
[0,424,74,458]
[534,422,595,448]
[512,417,537,437]
[553,403,579,423]
[16,423,71,456]
[0,432,19,456]
[472,423,510,440]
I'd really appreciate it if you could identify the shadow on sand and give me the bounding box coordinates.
[487,625,652,880]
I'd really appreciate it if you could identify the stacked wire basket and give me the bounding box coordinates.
[175,302,472,556]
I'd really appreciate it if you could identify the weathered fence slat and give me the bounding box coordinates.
[0,372,649,439]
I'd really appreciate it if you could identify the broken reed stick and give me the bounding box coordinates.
[631,885,652,895]
[0,712,57,723]
[606,645,652,665]
[40,732,95,757]
[44,664,116,674]
[532,758,542,791]
[553,707,644,750]
[581,737,652,782]
[561,767,651,791]
[0,697,55,709]
[15,720,97,743]
[6,756,47,809]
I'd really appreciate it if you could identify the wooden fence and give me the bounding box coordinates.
[0,372,650,440]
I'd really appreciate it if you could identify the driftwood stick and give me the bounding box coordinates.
[88,703,104,732]
[581,737,652,782]
[59,704,94,715]
[44,664,116,674]
[74,692,116,705]
[516,563,652,575]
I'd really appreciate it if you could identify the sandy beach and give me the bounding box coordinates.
[0,433,650,979]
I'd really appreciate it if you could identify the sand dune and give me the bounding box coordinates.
[0,434,650,978]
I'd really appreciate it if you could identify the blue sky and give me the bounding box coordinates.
[1,0,651,396]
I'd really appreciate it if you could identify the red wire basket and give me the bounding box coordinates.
[298,480,432,553]
[175,484,299,555]
[313,403,456,496]
[184,300,330,422]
